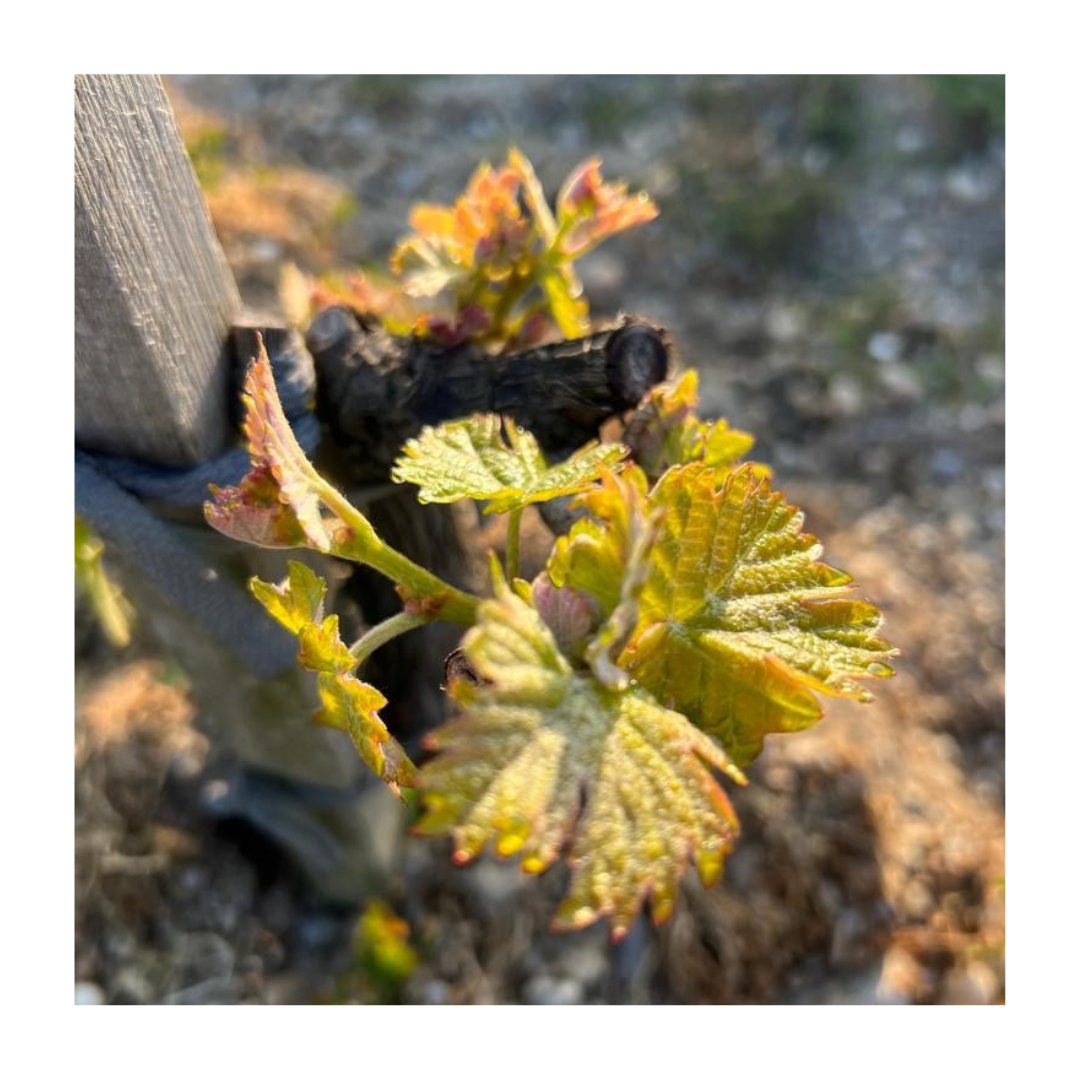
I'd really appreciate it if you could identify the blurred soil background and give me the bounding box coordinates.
[75,75,1004,1005]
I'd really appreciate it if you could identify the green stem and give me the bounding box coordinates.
[488,271,532,337]
[350,610,431,667]
[505,507,523,581]
[314,480,481,626]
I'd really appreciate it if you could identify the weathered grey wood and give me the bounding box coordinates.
[75,74,241,466]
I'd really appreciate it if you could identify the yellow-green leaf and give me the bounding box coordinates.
[315,673,414,796]
[704,418,756,470]
[75,517,133,649]
[622,463,896,766]
[391,414,627,514]
[539,263,590,338]
[297,615,356,674]
[250,560,416,796]
[623,369,761,481]
[547,466,651,617]
[416,569,743,938]
[249,560,326,635]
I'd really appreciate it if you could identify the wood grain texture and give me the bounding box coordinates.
[308,306,671,481]
[75,75,241,465]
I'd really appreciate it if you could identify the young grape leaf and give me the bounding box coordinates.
[554,157,660,258]
[249,559,326,634]
[622,463,896,767]
[391,414,628,514]
[508,147,557,242]
[529,573,599,663]
[314,673,415,795]
[75,517,134,649]
[416,567,744,938]
[704,419,758,471]
[206,340,343,553]
[582,519,657,691]
[390,162,531,299]
[204,462,311,549]
[348,149,659,350]
[297,616,356,675]
[547,466,651,617]
[623,369,761,481]
[250,560,416,796]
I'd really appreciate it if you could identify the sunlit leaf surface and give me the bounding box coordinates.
[392,414,627,514]
[623,463,896,766]
[623,370,760,481]
[205,341,347,552]
[321,149,657,349]
[250,561,416,795]
[416,570,743,938]
[547,466,651,617]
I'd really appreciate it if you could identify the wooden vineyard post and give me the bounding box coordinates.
[74,75,395,902]
[75,75,241,465]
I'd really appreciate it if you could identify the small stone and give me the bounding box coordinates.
[867,331,903,364]
[555,942,609,988]
[902,878,936,919]
[463,856,525,915]
[958,404,987,433]
[975,353,1006,385]
[940,961,999,1005]
[901,224,929,253]
[801,145,830,175]
[199,779,231,809]
[343,114,376,140]
[249,237,285,264]
[765,303,807,344]
[842,965,906,1005]
[895,125,927,155]
[829,909,869,968]
[879,364,923,401]
[522,974,585,1006]
[166,976,239,1005]
[930,448,965,482]
[307,305,356,354]
[829,375,863,416]
[168,749,204,783]
[74,982,106,1006]
[177,863,209,898]
[110,968,155,1005]
[418,979,451,1006]
[945,167,996,206]
[879,947,926,1003]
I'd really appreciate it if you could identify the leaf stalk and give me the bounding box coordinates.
[506,507,523,581]
[350,610,432,667]
[315,479,481,625]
